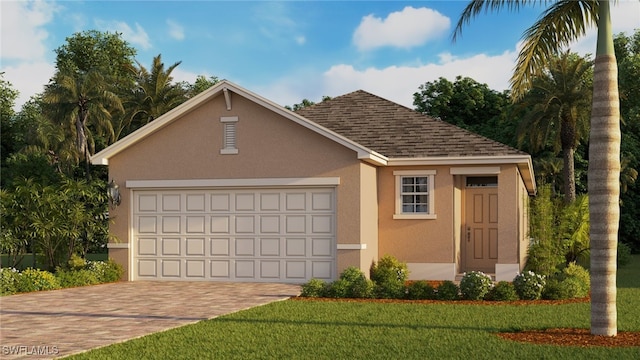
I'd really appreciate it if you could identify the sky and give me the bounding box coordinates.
[2,0,639,112]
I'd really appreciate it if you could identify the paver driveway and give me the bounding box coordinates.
[0,281,300,359]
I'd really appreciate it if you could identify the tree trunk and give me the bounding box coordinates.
[562,146,576,203]
[589,0,620,337]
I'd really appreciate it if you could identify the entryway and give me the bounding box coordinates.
[463,176,499,274]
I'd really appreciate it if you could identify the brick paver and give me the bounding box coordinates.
[0,281,300,359]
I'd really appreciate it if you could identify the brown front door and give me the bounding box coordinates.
[464,178,499,273]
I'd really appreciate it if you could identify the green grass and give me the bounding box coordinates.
[67,256,640,360]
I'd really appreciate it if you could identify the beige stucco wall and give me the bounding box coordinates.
[106,91,370,280]
[378,166,455,263]
[378,165,531,279]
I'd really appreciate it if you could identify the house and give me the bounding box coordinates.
[91,80,536,283]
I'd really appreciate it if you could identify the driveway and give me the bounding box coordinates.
[0,281,300,359]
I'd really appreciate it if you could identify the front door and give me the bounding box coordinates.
[464,177,499,273]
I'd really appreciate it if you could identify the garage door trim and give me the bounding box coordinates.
[126,177,340,189]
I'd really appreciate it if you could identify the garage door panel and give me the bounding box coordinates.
[161,238,181,255]
[133,188,335,282]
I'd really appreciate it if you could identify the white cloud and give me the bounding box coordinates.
[3,61,56,111]
[0,0,58,61]
[353,6,450,51]
[167,19,185,41]
[94,20,151,50]
[319,49,517,109]
[295,36,306,45]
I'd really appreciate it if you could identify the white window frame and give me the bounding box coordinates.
[393,170,436,219]
[220,116,238,154]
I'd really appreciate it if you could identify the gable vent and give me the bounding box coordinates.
[220,116,239,154]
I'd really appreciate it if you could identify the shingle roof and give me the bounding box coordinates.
[295,90,527,158]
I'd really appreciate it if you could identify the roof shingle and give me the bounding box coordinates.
[295,90,526,158]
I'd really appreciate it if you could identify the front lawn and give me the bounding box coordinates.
[67,256,640,360]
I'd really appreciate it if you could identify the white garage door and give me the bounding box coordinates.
[132,187,335,282]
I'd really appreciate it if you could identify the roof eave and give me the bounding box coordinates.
[387,155,537,195]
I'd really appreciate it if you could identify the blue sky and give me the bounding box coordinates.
[2,1,639,111]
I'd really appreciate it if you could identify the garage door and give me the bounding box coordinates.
[132,188,335,282]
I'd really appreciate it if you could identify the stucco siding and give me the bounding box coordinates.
[377,166,454,263]
[107,92,366,280]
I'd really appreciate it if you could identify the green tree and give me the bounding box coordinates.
[454,0,621,336]
[119,54,186,138]
[43,69,123,179]
[286,96,332,111]
[0,74,19,168]
[414,76,510,127]
[616,29,640,251]
[516,52,593,203]
[183,75,220,98]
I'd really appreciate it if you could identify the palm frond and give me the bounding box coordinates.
[510,1,598,100]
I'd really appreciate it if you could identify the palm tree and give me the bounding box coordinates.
[118,54,186,138]
[454,0,620,336]
[44,69,123,179]
[516,52,592,203]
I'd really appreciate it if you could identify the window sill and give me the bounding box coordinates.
[393,214,437,220]
[220,148,238,155]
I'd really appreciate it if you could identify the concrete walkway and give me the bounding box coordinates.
[0,281,300,359]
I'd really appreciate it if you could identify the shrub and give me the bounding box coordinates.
[15,268,61,293]
[485,281,518,301]
[300,278,327,297]
[337,266,374,298]
[370,255,409,299]
[435,281,460,300]
[561,262,590,297]
[618,242,632,268]
[0,268,20,295]
[405,281,436,300]
[67,254,88,271]
[56,269,100,288]
[325,279,350,298]
[459,271,494,300]
[543,263,590,300]
[87,259,124,283]
[513,271,545,300]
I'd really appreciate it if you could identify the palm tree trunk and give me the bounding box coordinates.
[562,147,576,203]
[589,0,620,337]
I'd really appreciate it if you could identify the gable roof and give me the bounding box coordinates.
[91,81,535,194]
[295,90,526,158]
[91,80,386,166]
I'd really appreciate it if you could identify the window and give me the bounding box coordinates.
[393,170,436,219]
[220,116,238,154]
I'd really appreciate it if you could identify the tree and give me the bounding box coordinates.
[43,69,123,179]
[454,0,620,336]
[413,76,509,128]
[183,75,220,98]
[118,54,187,138]
[616,29,640,251]
[286,96,332,111]
[516,52,593,203]
[1,74,18,168]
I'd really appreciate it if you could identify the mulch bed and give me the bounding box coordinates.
[290,296,640,347]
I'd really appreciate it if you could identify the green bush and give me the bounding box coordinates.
[485,281,518,301]
[459,271,494,300]
[336,266,374,298]
[618,242,632,268]
[436,281,460,300]
[405,281,435,300]
[88,259,124,283]
[300,278,327,297]
[0,268,20,295]
[56,269,100,288]
[325,279,350,298]
[513,271,545,300]
[15,268,61,293]
[370,255,409,299]
[67,254,88,271]
[543,263,590,300]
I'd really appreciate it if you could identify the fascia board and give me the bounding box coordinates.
[388,155,537,195]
